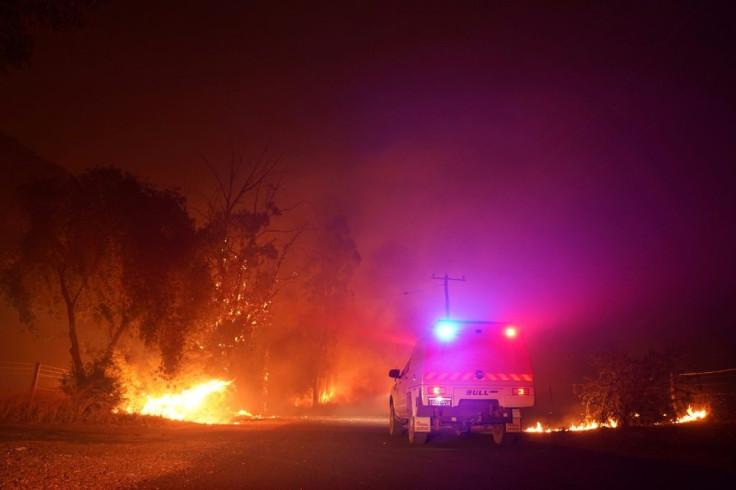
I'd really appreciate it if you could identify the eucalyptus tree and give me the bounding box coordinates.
[1,167,211,390]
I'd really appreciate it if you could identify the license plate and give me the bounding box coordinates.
[428,397,452,407]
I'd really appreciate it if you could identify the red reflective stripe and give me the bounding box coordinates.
[425,372,534,381]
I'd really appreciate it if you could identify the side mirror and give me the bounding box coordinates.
[388,368,401,379]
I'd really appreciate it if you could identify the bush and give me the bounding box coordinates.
[576,350,674,427]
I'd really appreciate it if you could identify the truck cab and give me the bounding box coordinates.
[388,320,534,445]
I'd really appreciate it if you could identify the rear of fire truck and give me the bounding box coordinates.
[389,320,534,445]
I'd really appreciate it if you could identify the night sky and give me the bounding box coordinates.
[1,1,735,414]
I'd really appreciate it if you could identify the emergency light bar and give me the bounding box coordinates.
[434,320,520,342]
[434,321,459,342]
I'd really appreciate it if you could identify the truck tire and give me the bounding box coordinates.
[491,423,504,445]
[389,401,402,437]
[408,416,428,445]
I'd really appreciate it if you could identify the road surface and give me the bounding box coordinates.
[1,417,733,489]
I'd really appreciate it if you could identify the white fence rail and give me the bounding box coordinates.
[0,360,68,397]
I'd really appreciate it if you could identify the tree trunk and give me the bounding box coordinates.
[101,315,129,368]
[312,379,319,407]
[58,269,85,381]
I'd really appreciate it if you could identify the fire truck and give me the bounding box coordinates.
[388,320,534,445]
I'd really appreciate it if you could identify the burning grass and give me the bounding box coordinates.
[0,376,244,426]
[525,406,709,433]
[121,379,235,424]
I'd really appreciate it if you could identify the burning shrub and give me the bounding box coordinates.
[576,350,674,427]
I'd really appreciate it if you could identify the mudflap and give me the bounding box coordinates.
[505,408,522,433]
[414,416,431,433]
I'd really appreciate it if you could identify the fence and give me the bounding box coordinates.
[0,360,68,399]
[676,367,736,421]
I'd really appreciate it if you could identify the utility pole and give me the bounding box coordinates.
[431,273,465,318]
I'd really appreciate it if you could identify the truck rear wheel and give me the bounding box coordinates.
[389,401,402,437]
[408,417,428,445]
[491,424,504,445]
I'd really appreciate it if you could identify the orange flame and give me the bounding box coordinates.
[568,418,618,431]
[292,385,340,407]
[525,418,618,432]
[319,386,337,404]
[676,406,707,423]
[125,379,233,424]
[524,421,556,433]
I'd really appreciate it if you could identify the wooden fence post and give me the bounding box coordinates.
[28,361,41,405]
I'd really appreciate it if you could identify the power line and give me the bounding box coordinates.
[678,367,736,376]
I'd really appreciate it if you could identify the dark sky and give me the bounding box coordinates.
[2,1,735,409]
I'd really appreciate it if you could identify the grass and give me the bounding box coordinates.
[0,390,169,426]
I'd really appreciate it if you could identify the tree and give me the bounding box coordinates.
[1,167,211,389]
[197,150,301,408]
[302,216,361,407]
[576,349,674,427]
[0,0,106,74]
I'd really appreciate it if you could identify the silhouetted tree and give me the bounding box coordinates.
[0,0,107,74]
[1,167,211,389]
[302,216,361,406]
[198,150,302,405]
[576,349,674,427]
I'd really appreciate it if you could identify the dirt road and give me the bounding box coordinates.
[1,417,733,489]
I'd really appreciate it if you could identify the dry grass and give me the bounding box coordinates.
[0,390,168,426]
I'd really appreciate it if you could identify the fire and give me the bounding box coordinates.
[525,418,618,433]
[527,409,709,433]
[292,385,341,407]
[568,418,618,431]
[676,406,707,423]
[127,379,233,424]
[319,386,336,404]
[525,421,555,433]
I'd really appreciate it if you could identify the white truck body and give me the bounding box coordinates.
[389,320,534,445]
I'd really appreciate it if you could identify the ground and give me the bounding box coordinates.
[1,417,733,488]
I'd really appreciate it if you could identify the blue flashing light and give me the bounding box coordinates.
[434,321,458,342]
